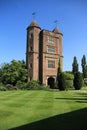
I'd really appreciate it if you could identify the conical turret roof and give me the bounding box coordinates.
[52,27,61,34]
[53,27,63,35]
[27,20,41,29]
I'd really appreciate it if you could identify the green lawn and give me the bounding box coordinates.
[0,89,87,130]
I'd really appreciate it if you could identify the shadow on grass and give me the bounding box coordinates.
[55,92,87,102]
[10,108,87,130]
[55,97,87,100]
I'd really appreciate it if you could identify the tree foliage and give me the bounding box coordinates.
[57,58,62,82]
[0,60,27,86]
[73,72,83,90]
[81,55,87,78]
[57,58,66,90]
[64,72,74,90]
[64,72,74,80]
[72,56,78,75]
[58,72,66,91]
[58,58,62,75]
[25,80,41,90]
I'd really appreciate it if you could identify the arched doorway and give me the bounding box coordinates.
[48,77,55,89]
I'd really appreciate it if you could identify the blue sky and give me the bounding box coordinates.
[0,0,87,71]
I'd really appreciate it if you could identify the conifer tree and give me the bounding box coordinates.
[72,56,78,75]
[58,72,66,90]
[81,55,87,78]
[57,58,61,88]
[73,72,82,90]
[57,58,62,76]
[57,58,66,90]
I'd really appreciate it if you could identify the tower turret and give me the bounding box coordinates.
[26,20,41,81]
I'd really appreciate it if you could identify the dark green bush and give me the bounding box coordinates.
[73,72,83,90]
[64,72,74,80]
[26,80,41,90]
[5,84,17,90]
[58,73,66,91]
[64,72,74,90]
[17,80,49,90]
[0,83,7,91]
[16,81,27,90]
[65,80,74,90]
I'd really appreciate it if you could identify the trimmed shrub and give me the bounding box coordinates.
[64,72,74,80]
[65,80,74,90]
[64,72,74,90]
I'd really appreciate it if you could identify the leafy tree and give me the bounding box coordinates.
[72,56,78,75]
[73,72,83,90]
[81,55,87,78]
[0,60,27,86]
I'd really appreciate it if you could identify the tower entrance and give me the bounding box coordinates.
[48,77,55,89]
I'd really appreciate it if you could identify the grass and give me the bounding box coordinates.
[0,88,87,130]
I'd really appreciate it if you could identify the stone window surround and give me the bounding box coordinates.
[48,60,55,68]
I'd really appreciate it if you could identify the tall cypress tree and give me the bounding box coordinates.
[57,58,62,88]
[72,56,83,90]
[73,72,82,90]
[81,55,87,78]
[58,72,66,91]
[72,56,78,75]
[58,58,62,76]
[57,58,66,90]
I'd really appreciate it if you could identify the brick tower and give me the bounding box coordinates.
[26,20,41,81]
[26,20,63,88]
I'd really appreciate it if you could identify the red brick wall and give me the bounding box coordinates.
[26,24,63,85]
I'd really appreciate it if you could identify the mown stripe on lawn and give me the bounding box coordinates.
[0,90,87,130]
[0,91,54,129]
